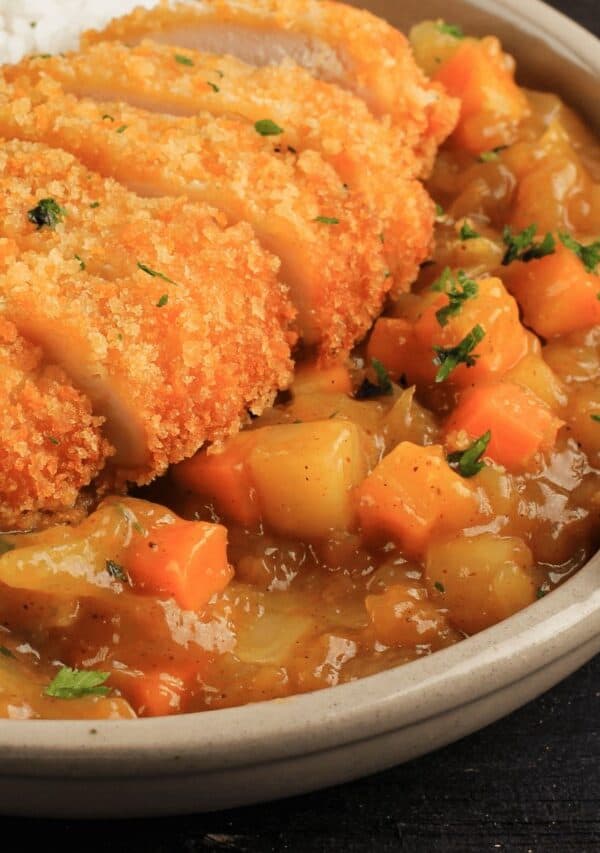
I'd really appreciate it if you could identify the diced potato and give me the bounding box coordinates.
[504,354,568,412]
[382,386,440,451]
[248,420,370,539]
[543,327,600,384]
[291,361,352,396]
[425,534,537,633]
[365,583,448,647]
[566,385,600,467]
[409,20,463,78]
[356,443,480,557]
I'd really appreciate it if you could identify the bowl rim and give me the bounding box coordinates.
[0,0,598,780]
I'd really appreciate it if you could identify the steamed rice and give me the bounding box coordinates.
[0,0,161,64]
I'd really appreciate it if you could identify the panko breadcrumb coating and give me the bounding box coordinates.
[0,316,111,531]
[83,0,459,176]
[0,73,388,355]
[14,41,435,293]
[0,141,295,486]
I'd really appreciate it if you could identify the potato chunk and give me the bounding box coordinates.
[425,534,537,634]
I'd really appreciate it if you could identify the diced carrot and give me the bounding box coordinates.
[413,276,529,386]
[366,317,415,380]
[109,661,201,717]
[434,37,530,153]
[123,517,233,611]
[292,360,352,396]
[356,443,479,557]
[446,381,564,470]
[172,432,260,527]
[503,243,600,338]
[504,353,568,413]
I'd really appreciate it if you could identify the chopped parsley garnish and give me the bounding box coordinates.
[254,119,284,136]
[0,645,14,658]
[174,53,194,66]
[44,667,110,699]
[27,198,66,230]
[435,203,445,219]
[591,414,600,423]
[432,268,479,327]
[0,539,15,556]
[355,358,393,400]
[314,216,340,225]
[156,293,169,307]
[438,22,464,38]
[30,21,37,28]
[478,146,508,163]
[89,201,100,209]
[459,222,480,240]
[434,581,446,593]
[558,233,600,274]
[116,124,128,134]
[502,225,555,265]
[106,559,128,583]
[136,262,176,285]
[102,114,114,122]
[536,587,548,600]
[433,324,485,383]
[46,435,60,446]
[447,430,491,477]
[206,81,220,93]
[74,254,86,270]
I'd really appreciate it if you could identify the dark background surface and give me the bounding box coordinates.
[8,0,600,849]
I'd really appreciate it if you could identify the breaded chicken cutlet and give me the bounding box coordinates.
[0,141,295,496]
[0,317,111,531]
[13,41,435,294]
[0,73,388,355]
[84,0,459,176]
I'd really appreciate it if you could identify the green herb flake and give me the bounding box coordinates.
[591,414,600,423]
[74,253,86,270]
[46,435,60,446]
[502,225,556,265]
[432,268,479,327]
[433,324,485,383]
[558,232,600,274]
[27,198,66,230]
[206,81,220,92]
[536,587,548,600]
[136,261,176,285]
[44,666,110,699]
[314,216,340,225]
[174,53,194,66]
[0,645,15,658]
[459,222,480,241]
[435,203,445,219]
[478,145,508,163]
[254,118,284,136]
[106,559,128,583]
[447,430,491,477]
[156,293,169,308]
[0,539,15,556]
[102,114,115,122]
[116,124,128,134]
[437,22,464,38]
[434,581,446,593]
[30,21,37,28]
[89,201,100,209]
[355,358,393,400]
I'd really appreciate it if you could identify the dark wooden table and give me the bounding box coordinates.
[6,1,599,848]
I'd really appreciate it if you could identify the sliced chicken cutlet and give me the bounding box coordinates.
[0,317,111,531]
[84,0,459,175]
[0,73,387,355]
[0,141,295,486]
[16,43,434,293]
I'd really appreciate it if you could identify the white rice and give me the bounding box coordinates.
[0,0,161,64]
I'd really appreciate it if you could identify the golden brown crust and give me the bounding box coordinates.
[0,73,389,354]
[0,317,111,530]
[83,0,459,175]
[14,41,434,293]
[0,140,295,486]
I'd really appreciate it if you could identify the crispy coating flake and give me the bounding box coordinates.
[83,0,459,175]
[0,317,111,530]
[14,41,434,292]
[0,73,389,354]
[0,141,295,486]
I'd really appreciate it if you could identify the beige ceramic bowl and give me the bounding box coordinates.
[0,0,598,819]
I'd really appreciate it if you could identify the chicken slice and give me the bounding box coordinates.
[0,74,388,354]
[0,317,111,531]
[0,141,295,485]
[14,43,434,293]
[83,0,459,175]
